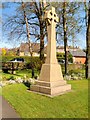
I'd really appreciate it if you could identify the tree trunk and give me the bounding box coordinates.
[22,2,34,78]
[39,2,45,61]
[63,2,68,75]
[86,1,90,79]
[22,2,32,57]
[40,22,44,61]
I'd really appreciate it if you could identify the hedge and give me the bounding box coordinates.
[2,56,45,71]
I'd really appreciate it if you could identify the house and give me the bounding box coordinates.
[19,42,46,57]
[6,47,19,56]
[56,46,65,53]
[56,46,80,53]
[19,42,39,56]
[69,50,86,64]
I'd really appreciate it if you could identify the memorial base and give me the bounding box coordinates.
[30,63,71,97]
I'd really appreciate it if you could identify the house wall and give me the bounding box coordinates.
[19,52,24,56]
[56,49,64,53]
[20,52,46,57]
[73,56,86,64]
[33,52,39,57]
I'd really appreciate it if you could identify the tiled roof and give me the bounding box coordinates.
[70,50,86,57]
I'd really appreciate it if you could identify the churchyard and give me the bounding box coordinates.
[0,55,88,118]
[0,4,89,119]
[1,79,88,118]
[0,62,88,118]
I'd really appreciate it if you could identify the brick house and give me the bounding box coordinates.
[69,50,86,64]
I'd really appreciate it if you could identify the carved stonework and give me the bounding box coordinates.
[44,7,59,25]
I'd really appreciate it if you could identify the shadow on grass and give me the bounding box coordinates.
[23,80,31,88]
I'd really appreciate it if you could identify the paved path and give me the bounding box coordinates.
[0,96,20,119]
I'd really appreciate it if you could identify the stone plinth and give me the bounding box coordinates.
[30,62,71,97]
[30,7,71,97]
[30,79,71,97]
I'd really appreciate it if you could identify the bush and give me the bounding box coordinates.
[2,56,45,71]
[68,54,73,63]
[2,55,16,62]
[57,52,73,63]
[25,57,45,71]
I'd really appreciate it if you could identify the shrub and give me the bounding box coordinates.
[25,57,45,71]
[57,52,73,63]
[2,55,16,62]
[2,56,45,71]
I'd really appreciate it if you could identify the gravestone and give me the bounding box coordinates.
[30,7,71,97]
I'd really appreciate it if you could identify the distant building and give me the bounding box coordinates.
[19,42,46,57]
[8,43,86,64]
[8,47,19,56]
[56,46,65,53]
[69,50,86,64]
[56,46,80,53]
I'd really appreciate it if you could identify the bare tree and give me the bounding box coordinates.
[21,2,32,56]
[3,1,48,61]
[62,2,68,75]
[85,1,90,79]
[21,1,35,78]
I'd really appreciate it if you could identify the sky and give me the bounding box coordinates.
[0,1,88,49]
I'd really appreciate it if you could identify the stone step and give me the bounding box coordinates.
[35,80,66,87]
[51,84,71,96]
[30,84,71,96]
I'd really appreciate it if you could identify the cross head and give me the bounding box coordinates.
[45,7,59,25]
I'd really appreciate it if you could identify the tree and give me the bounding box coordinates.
[21,1,35,78]
[50,2,85,75]
[3,1,47,61]
[21,2,32,56]
[85,1,90,79]
[28,0,48,61]
[2,48,7,55]
[63,2,68,75]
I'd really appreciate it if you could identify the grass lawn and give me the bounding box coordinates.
[2,79,88,118]
[1,69,39,80]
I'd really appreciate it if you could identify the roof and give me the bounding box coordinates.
[8,47,19,52]
[57,46,80,49]
[70,50,86,57]
[19,43,40,53]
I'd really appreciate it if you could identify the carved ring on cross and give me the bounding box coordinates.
[44,7,59,26]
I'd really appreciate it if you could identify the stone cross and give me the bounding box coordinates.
[30,7,71,97]
[45,7,59,64]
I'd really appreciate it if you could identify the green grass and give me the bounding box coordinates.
[1,69,39,81]
[2,79,88,118]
